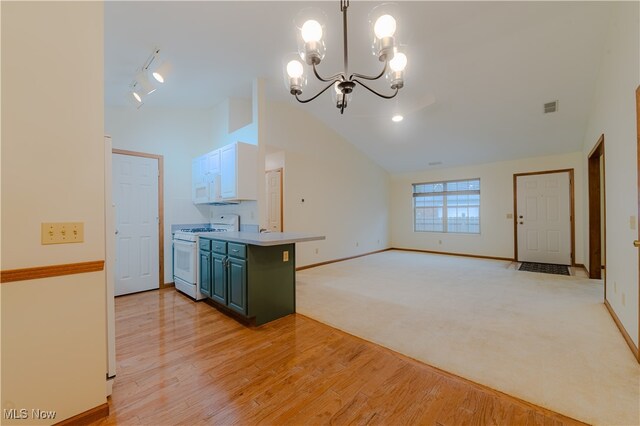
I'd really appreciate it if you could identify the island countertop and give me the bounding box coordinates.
[196,231,325,246]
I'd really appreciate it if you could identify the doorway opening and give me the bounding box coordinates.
[513,169,575,266]
[266,168,283,232]
[588,136,605,280]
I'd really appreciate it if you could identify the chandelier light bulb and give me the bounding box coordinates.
[389,52,407,72]
[286,60,304,78]
[374,14,396,39]
[301,20,323,43]
[392,114,403,122]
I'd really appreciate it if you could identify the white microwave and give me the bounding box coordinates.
[193,174,221,204]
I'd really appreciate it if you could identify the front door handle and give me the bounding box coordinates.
[634,240,640,248]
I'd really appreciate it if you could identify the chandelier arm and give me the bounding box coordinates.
[312,63,345,83]
[294,80,340,103]
[352,79,400,99]
[349,61,388,81]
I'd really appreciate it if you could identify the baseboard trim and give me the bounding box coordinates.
[573,263,589,275]
[392,247,513,262]
[296,248,392,271]
[55,402,109,425]
[0,260,105,284]
[161,281,175,289]
[604,299,640,363]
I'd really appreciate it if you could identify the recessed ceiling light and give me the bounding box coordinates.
[392,114,403,122]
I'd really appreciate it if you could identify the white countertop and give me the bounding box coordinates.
[197,231,325,246]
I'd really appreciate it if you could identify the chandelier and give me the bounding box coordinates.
[284,1,407,114]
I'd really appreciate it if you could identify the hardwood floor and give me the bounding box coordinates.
[94,288,584,425]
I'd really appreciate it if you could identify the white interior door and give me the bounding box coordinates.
[266,169,282,232]
[517,171,571,265]
[113,153,159,296]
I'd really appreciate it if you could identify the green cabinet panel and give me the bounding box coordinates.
[211,253,227,305]
[198,238,296,326]
[199,249,211,297]
[211,240,227,255]
[228,243,246,259]
[227,257,247,315]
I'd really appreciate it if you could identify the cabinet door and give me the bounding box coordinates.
[207,150,220,175]
[227,257,246,315]
[220,144,237,199]
[199,250,211,297]
[211,253,227,305]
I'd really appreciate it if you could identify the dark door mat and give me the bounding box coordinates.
[519,262,570,276]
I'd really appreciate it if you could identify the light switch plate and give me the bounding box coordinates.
[630,216,637,230]
[41,222,84,244]
[506,213,513,219]
[283,250,289,262]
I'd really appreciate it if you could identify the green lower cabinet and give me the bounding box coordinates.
[210,253,227,305]
[199,238,296,325]
[227,257,247,315]
[199,249,211,297]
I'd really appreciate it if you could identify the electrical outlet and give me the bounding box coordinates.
[41,222,84,245]
[283,251,289,262]
[356,242,359,247]
[315,248,319,254]
[438,240,442,245]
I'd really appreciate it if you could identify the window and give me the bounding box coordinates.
[413,178,480,234]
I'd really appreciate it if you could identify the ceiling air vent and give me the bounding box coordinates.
[544,100,558,114]
[428,161,443,166]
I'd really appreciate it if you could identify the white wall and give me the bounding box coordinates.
[582,2,639,347]
[391,152,585,263]
[105,107,215,283]
[1,2,107,423]
[265,102,391,267]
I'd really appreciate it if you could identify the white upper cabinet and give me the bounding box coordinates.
[192,141,257,204]
[220,142,257,201]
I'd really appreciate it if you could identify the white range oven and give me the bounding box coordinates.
[172,214,239,300]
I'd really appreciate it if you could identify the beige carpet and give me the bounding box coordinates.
[296,250,640,426]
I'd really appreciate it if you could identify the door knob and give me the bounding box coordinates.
[634,240,640,248]
[115,229,119,235]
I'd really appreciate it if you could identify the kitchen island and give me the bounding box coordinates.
[197,232,324,326]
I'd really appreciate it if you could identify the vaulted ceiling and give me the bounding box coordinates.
[105,1,613,173]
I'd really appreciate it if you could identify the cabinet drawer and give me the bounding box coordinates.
[198,238,211,251]
[211,240,227,255]
[228,243,246,259]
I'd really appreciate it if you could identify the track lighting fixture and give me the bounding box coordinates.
[127,48,171,108]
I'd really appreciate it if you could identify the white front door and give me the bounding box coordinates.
[516,171,571,265]
[266,169,282,232]
[113,153,159,296]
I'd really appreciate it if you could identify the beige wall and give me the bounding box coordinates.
[391,152,584,263]
[265,102,391,267]
[105,107,215,283]
[582,2,639,346]
[1,2,106,424]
